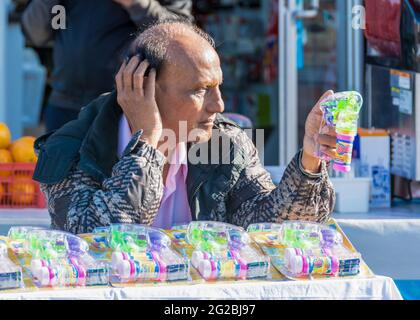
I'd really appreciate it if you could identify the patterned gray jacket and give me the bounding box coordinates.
[33,91,336,234]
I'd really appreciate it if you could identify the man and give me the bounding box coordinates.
[33,21,337,234]
[21,0,192,132]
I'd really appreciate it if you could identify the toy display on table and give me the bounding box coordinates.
[316,91,363,173]
[0,220,369,292]
[9,228,109,288]
[96,224,189,283]
[247,221,362,280]
[186,221,270,281]
[7,226,45,255]
[0,238,23,290]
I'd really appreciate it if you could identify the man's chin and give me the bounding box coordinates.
[188,127,213,144]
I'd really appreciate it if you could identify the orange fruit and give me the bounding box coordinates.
[10,177,35,205]
[18,136,36,144]
[10,136,38,163]
[0,149,13,177]
[0,123,11,149]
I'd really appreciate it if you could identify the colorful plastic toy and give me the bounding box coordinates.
[317,91,363,172]
[0,239,23,290]
[280,221,343,249]
[24,229,109,287]
[186,221,270,281]
[7,226,45,255]
[283,246,361,278]
[248,221,343,249]
[104,224,189,283]
[247,222,361,279]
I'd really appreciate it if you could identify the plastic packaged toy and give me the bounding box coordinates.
[8,226,45,255]
[248,221,343,249]
[186,221,270,281]
[247,221,362,279]
[317,91,363,172]
[24,229,109,287]
[279,221,343,249]
[283,246,361,278]
[104,224,189,283]
[0,239,23,290]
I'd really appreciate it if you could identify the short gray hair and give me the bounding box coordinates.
[125,19,215,76]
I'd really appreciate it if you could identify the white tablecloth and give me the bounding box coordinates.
[0,276,402,300]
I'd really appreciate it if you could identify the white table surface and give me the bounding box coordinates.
[0,276,402,300]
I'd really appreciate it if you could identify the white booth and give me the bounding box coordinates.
[0,0,46,139]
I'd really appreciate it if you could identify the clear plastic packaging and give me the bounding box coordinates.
[247,222,362,279]
[247,223,283,234]
[0,239,23,290]
[248,221,343,249]
[24,229,109,287]
[279,221,343,249]
[186,221,270,281]
[104,224,189,283]
[283,246,361,278]
[316,91,363,172]
[8,226,45,255]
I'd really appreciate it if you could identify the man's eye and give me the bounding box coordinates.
[195,88,207,95]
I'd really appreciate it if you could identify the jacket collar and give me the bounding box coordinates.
[34,89,239,185]
[80,94,237,184]
[78,91,122,181]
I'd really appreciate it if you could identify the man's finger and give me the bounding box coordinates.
[320,125,337,136]
[133,60,151,93]
[115,61,126,92]
[123,56,140,91]
[320,145,337,159]
[318,134,336,148]
[311,90,334,115]
[145,68,156,99]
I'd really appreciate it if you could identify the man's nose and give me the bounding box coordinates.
[206,87,225,114]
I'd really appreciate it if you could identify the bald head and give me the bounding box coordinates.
[122,20,225,145]
[125,21,216,78]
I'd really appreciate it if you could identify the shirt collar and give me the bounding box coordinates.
[118,114,188,181]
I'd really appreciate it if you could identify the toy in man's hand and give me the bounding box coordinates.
[316,91,363,172]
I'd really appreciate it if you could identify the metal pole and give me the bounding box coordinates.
[0,0,8,123]
[285,0,298,164]
[346,1,354,90]
[336,0,347,91]
[278,0,287,166]
[353,0,365,95]
[278,0,299,166]
[337,0,365,92]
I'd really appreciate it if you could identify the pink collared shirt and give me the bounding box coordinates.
[118,115,192,229]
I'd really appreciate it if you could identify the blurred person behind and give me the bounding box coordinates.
[21,0,192,133]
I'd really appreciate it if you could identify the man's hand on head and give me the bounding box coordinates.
[302,90,337,174]
[115,56,163,149]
